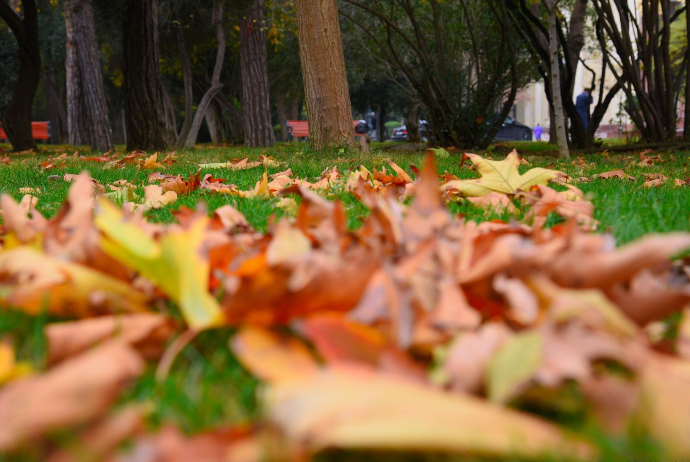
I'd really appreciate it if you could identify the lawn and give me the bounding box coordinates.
[0,141,689,461]
[1,142,689,244]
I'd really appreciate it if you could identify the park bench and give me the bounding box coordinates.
[287,120,362,141]
[0,122,51,142]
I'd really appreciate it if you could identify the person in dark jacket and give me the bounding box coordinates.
[576,87,593,130]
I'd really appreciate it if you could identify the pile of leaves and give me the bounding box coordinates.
[1,152,690,461]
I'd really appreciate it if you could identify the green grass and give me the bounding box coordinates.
[1,142,689,243]
[0,141,689,460]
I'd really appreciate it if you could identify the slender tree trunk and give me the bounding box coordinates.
[0,0,41,152]
[39,0,67,145]
[183,0,226,149]
[545,0,569,159]
[406,101,421,143]
[64,0,112,151]
[295,0,356,149]
[111,101,127,145]
[240,0,274,147]
[123,0,171,151]
[289,97,300,120]
[44,60,67,144]
[205,101,223,144]
[65,6,83,146]
[276,93,287,142]
[685,0,690,139]
[175,19,194,148]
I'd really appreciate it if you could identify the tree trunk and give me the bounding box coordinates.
[0,0,41,152]
[175,18,194,148]
[289,97,300,120]
[183,0,226,149]
[406,101,421,143]
[276,93,287,142]
[295,0,356,149]
[123,0,171,151]
[205,101,223,145]
[64,0,112,151]
[240,0,274,147]
[546,0,569,159]
[685,0,690,139]
[44,59,67,144]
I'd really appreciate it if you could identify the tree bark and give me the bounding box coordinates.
[65,0,113,151]
[205,101,223,144]
[0,0,41,152]
[175,18,194,148]
[44,58,67,144]
[685,0,690,139]
[123,0,171,151]
[406,101,421,143]
[289,97,300,120]
[183,0,226,149]
[240,0,275,147]
[276,93,287,142]
[545,0,569,159]
[295,0,356,149]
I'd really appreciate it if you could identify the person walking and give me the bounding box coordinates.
[534,123,542,141]
[576,87,593,130]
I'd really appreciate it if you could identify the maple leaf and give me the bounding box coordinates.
[95,200,224,330]
[442,150,567,197]
[141,153,162,169]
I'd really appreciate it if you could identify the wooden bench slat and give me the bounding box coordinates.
[287,120,363,139]
[0,122,50,141]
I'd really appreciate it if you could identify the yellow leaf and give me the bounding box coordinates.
[442,150,567,197]
[0,343,32,385]
[95,199,224,330]
[487,330,543,403]
[266,366,594,459]
[141,153,162,169]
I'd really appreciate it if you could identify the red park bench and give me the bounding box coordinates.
[287,120,362,141]
[0,121,51,142]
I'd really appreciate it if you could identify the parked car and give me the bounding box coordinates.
[391,120,429,142]
[494,116,533,141]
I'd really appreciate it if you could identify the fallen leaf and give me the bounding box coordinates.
[96,199,224,330]
[0,342,144,451]
[266,365,594,459]
[46,314,174,364]
[442,150,566,197]
[231,326,318,382]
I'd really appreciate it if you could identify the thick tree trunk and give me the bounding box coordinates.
[205,101,223,145]
[276,94,287,142]
[123,0,171,151]
[240,0,274,147]
[406,101,421,143]
[546,1,569,159]
[183,0,226,149]
[295,0,356,149]
[0,0,41,152]
[65,0,113,151]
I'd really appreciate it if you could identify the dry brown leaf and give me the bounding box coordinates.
[46,314,174,365]
[0,342,144,451]
[266,365,594,459]
[591,170,635,181]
